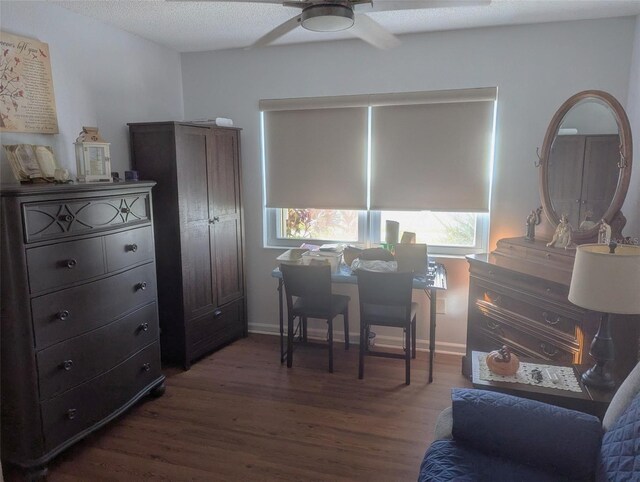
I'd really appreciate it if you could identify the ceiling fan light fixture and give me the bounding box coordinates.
[301,4,355,32]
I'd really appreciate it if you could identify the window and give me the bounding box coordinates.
[261,88,497,255]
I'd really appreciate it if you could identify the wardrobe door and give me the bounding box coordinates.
[208,129,244,306]
[176,125,218,320]
[581,134,620,222]
[547,135,585,227]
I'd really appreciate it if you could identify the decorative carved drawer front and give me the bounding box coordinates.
[37,303,158,400]
[473,312,575,364]
[23,194,150,243]
[26,237,106,293]
[104,226,154,272]
[40,342,161,452]
[31,263,157,350]
[478,290,579,341]
[187,299,244,361]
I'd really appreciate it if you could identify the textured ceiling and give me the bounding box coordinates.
[52,0,640,52]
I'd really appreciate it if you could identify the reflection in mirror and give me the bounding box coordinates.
[547,99,620,231]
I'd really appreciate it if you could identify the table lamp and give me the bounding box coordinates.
[568,242,640,389]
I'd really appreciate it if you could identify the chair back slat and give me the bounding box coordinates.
[280,264,332,311]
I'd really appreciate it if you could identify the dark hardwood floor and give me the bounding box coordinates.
[8,334,470,481]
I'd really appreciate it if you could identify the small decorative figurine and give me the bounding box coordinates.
[598,219,612,245]
[547,214,573,249]
[525,206,542,242]
[579,210,597,231]
[486,345,520,376]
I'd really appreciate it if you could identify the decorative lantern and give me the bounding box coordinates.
[75,126,112,182]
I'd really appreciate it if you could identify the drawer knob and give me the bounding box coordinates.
[56,310,70,321]
[121,207,131,214]
[213,309,223,318]
[139,322,149,332]
[542,312,560,326]
[61,359,74,371]
[540,343,559,358]
[126,243,139,253]
[137,281,148,291]
[66,258,77,269]
[59,214,73,222]
[142,362,151,372]
[67,408,77,420]
[545,287,552,294]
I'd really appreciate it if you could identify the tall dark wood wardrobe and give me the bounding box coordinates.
[128,122,246,369]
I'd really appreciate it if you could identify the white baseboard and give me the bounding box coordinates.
[248,322,466,356]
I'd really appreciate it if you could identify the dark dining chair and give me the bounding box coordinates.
[280,263,350,373]
[356,270,417,385]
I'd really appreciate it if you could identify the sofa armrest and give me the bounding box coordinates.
[451,388,602,479]
[433,406,453,440]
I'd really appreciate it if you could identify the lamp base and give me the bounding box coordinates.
[581,363,615,390]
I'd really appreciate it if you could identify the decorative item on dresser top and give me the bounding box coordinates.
[0,181,165,478]
[464,90,639,384]
[128,122,246,369]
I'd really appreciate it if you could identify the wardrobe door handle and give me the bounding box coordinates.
[57,310,70,321]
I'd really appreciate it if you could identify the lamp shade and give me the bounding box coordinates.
[568,244,640,314]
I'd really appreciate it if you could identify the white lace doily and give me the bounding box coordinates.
[477,353,583,392]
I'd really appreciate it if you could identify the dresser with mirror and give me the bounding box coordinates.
[464,90,639,382]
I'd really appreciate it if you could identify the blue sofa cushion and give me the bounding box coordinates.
[598,391,640,481]
[419,439,570,482]
[451,388,602,479]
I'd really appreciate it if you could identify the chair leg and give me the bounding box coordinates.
[287,315,294,368]
[412,317,417,359]
[328,319,334,373]
[343,307,350,351]
[359,321,365,379]
[405,325,411,385]
[302,316,308,343]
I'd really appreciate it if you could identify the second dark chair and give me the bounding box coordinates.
[356,270,417,385]
[280,263,350,373]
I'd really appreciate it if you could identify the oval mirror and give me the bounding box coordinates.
[539,91,632,243]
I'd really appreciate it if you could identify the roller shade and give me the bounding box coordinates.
[263,107,368,209]
[370,99,496,212]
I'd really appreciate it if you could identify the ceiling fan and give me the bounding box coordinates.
[207,1,491,50]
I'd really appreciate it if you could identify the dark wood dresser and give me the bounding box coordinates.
[0,182,165,476]
[464,237,639,381]
[128,122,246,369]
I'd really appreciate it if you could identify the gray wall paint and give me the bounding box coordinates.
[623,15,640,240]
[0,1,184,180]
[182,17,636,353]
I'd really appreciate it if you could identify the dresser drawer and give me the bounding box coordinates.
[32,263,157,349]
[41,342,161,452]
[473,315,575,364]
[24,193,150,243]
[187,299,244,360]
[26,237,105,293]
[37,303,159,400]
[479,289,579,340]
[104,226,154,272]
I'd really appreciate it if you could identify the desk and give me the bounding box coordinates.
[271,263,447,383]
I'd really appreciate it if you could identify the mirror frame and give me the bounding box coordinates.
[539,90,633,243]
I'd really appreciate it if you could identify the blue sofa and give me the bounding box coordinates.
[419,361,640,481]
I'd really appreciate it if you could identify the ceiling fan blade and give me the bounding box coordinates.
[351,13,400,50]
[249,15,302,48]
[364,0,491,12]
